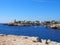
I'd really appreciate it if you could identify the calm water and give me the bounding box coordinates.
[0,24,60,42]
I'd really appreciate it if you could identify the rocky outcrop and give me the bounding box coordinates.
[46,24,60,30]
[0,34,60,45]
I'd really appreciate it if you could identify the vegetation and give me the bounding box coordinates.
[43,20,60,25]
[43,20,60,30]
[4,20,41,26]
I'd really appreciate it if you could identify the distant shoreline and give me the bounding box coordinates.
[3,20,60,30]
[45,24,60,30]
[3,20,41,26]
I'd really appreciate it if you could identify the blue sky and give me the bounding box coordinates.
[0,0,60,23]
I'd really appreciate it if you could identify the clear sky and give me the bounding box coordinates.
[0,0,60,23]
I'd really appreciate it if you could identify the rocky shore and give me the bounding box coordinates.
[0,34,60,45]
[46,24,60,30]
[4,20,41,26]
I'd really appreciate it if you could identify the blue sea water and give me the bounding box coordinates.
[0,24,60,42]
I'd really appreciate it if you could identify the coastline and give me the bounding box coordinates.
[4,23,40,26]
[0,34,60,45]
[45,24,60,30]
[3,20,41,26]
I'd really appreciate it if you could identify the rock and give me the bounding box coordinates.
[0,34,60,45]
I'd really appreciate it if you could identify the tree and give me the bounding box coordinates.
[51,20,58,24]
[35,20,40,24]
[26,21,31,24]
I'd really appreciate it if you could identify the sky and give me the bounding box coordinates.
[0,0,60,23]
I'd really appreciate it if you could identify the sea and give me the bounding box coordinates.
[0,23,60,42]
